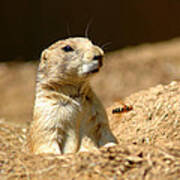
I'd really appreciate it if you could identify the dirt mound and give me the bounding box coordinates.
[0,62,36,125]
[0,81,180,180]
[108,81,180,147]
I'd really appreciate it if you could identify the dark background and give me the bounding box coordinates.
[1,0,180,61]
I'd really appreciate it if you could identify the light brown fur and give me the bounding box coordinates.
[28,37,117,154]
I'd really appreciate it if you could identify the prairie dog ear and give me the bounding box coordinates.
[39,49,50,72]
[41,49,50,62]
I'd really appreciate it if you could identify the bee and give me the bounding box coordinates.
[112,105,133,114]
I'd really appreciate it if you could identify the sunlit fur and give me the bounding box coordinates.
[28,37,117,154]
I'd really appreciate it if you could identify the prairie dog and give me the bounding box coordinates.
[29,37,117,154]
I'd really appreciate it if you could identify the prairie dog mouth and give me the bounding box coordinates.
[81,61,100,74]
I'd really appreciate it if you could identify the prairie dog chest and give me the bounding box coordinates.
[81,95,96,119]
[54,93,96,125]
[70,94,96,121]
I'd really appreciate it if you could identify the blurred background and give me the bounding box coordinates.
[1,0,180,61]
[1,0,180,125]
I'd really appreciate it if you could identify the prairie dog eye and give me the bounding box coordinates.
[62,45,74,52]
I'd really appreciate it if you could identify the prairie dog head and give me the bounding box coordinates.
[39,37,104,84]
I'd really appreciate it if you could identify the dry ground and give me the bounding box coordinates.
[0,38,180,179]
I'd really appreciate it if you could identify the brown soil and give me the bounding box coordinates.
[0,38,180,179]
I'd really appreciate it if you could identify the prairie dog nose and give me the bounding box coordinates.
[93,55,103,61]
[93,55,103,67]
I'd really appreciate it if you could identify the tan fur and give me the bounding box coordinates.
[28,37,117,154]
